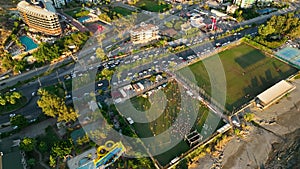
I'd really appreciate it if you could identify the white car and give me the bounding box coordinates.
[9,88,16,92]
[9,113,16,118]
[126,117,134,124]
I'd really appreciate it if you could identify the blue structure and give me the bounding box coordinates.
[78,16,91,24]
[256,8,277,15]
[19,36,38,51]
[276,47,300,69]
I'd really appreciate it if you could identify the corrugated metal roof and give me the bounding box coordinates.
[257,80,294,105]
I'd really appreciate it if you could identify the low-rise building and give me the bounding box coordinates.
[255,80,296,109]
[227,5,239,14]
[234,0,256,8]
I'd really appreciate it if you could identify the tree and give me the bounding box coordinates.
[96,48,108,61]
[37,89,78,122]
[14,21,19,28]
[10,114,28,129]
[0,53,14,71]
[11,92,22,100]
[101,68,114,80]
[244,112,254,122]
[51,139,73,158]
[258,24,275,37]
[165,22,173,28]
[38,141,48,153]
[27,158,36,168]
[0,96,6,106]
[49,155,56,168]
[176,158,188,169]
[20,137,36,152]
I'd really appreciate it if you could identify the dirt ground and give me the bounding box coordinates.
[190,78,300,169]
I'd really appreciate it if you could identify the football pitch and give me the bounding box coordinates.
[185,43,298,111]
[117,80,224,166]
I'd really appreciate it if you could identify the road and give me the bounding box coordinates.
[1,1,300,126]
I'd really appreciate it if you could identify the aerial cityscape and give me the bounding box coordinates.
[0,0,299,168]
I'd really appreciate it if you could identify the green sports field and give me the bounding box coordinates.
[185,43,298,111]
[118,80,224,166]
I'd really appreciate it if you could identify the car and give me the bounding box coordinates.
[29,119,37,123]
[9,113,16,118]
[12,126,18,130]
[9,88,16,92]
[98,83,103,87]
[126,117,134,124]
[66,94,72,99]
[32,92,35,96]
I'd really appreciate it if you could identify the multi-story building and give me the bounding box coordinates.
[53,0,65,8]
[130,22,159,44]
[234,0,256,8]
[17,0,62,36]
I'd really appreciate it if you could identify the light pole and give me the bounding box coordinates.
[35,66,42,87]
[0,151,3,169]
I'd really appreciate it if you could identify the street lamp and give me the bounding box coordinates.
[0,151,3,169]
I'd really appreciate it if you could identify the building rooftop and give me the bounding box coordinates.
[131,22,158,33]
[257,80,295,106]
[18,0,56,16]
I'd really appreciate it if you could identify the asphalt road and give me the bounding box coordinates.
[1,2,299,125]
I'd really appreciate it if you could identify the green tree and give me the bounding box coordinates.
[244,112,254,122]
[51,139,73,158]
[165,21,173,28]
[96,48,108,61]
[0,96,6,106]
[11,92,22,99]
[101,68,114,80]
[37,89,78,122]
[10,114,28,129]
[49,155,56,168]
[0,53,14,71]
[20,137,36,152]
[258,24,275,37]
[14,21,19,28]
[176,158,188,169]
[38,141,48,153]
[27,158,36,168]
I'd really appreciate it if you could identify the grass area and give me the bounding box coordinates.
[135,0,172,12]
[111,7,134,16]
[185,43,298,111]
[130,96,151,112]
[43,83,65,98]
[0,96,27,114]
[64,7,89,18]
[118,80,225,166]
